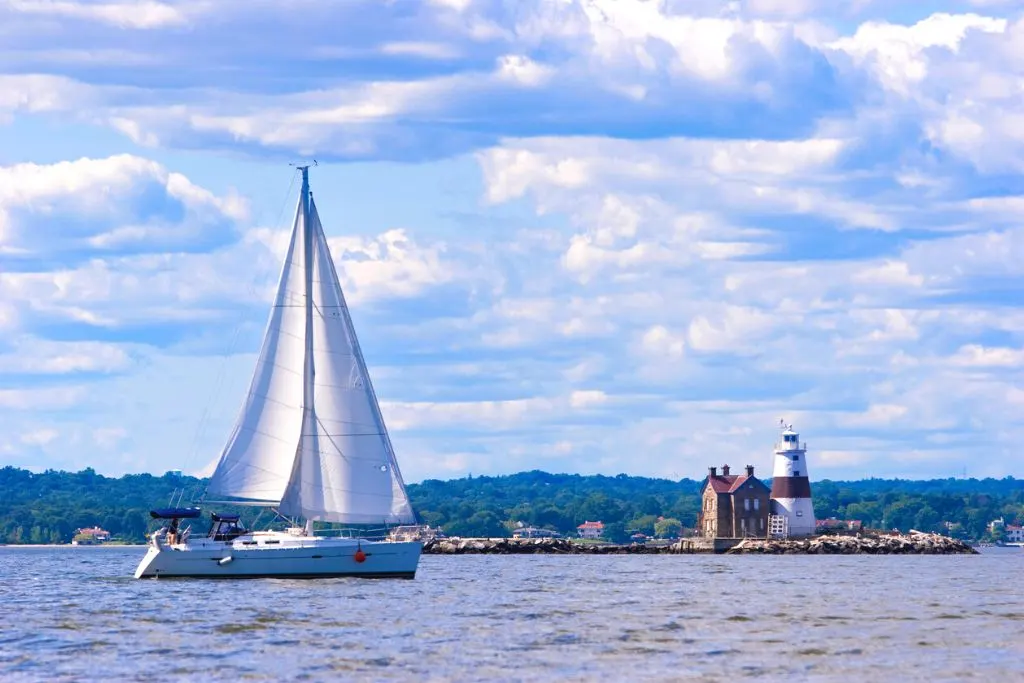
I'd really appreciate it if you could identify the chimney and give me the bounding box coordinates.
[745,465,754,477]
[721,464,730,476]
[708,466,717,477]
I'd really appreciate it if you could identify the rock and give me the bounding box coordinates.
[724,532,976,555]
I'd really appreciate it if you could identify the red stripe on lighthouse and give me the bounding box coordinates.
[771,476,812,498]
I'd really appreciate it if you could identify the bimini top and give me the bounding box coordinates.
[210,513,240,523]
[149,507,202,520]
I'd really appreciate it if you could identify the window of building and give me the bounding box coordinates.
[744,498,750,511]
[793,455,800,461]
[759,517,764,531]
[796,510,803,517]
[794,470,800,476]
[754,498,760,511]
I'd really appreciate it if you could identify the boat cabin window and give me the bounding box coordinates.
[208,515,247,542]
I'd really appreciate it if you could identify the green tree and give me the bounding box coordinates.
[628,514,659,536]
[654,518,683,539]
[914,506,941,532]
[601,521,630,544]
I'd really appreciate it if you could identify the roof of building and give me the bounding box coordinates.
[703,473,769,494]
[577,521,604,529]
[705,474,741,493]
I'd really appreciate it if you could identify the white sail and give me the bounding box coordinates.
[206,199,308,504]
[207,173,415,525]
[279,198,415,524]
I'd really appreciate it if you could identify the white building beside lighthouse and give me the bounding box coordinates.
[769,421,816,537]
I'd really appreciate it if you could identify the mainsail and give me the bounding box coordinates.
[207,169,415,525]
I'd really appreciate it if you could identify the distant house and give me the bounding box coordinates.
[817,518,863,532]
[988,517,1006,533]
[512,527,561,539]
[72,526,111,545]
[577,521,604,539]
[698,465,770,539]
[1006,525,1024,543]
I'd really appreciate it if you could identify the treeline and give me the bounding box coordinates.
[0,466,1021,544]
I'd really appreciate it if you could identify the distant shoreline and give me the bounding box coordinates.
[0,544,147,548]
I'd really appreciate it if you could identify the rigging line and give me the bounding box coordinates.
[316,414,352,464]
[181,322,245,476]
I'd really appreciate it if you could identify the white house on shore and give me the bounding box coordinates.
[577,521,604,539]
[512,527,561,539]
[72,526,111,545]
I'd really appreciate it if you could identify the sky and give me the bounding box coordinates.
[1,0,1023,483]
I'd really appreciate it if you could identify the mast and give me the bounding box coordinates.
[298,165,317,535]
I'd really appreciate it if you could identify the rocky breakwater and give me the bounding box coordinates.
[421,531,977,555]
[422,537,664,555]
[725,531,977,555]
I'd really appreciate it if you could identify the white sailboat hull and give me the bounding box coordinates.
[134,532,421,579]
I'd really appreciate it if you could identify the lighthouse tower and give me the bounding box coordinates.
[769,420,816,537]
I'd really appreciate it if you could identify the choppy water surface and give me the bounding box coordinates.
[0,547,1021,682]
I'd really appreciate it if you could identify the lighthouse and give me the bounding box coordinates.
[769,420,816,537]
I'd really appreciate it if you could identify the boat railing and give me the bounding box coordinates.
[313,527,391,541]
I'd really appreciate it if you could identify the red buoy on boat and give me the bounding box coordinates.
[354,547,367,563]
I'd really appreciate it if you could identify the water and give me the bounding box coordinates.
[0,547,1021,682]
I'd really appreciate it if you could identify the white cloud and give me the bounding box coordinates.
[2,0,189,29]
[828,12,1008,94]
[0,337,133,374]
[328,230,454,303]
[20,428,59,446]
[856,309,921,343]
[382,397,558,431]
[815,449,871,468]
[495,55,553,87]
[0,154,247,252]
[569,389,608,409]
[0,300,17,331]
[561,356,606,384]
[688,306,777,353]
[950,344,1024,368]
[0,74,95,115]
[853,260,924,287]
[0,386,85,410]
[428,0,473,11]
[838,403,908,427]
[92,426,128,448]
[640,325,685,359]
[378,41,460,60]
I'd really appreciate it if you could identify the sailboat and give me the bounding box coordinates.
[134,166,422,579]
